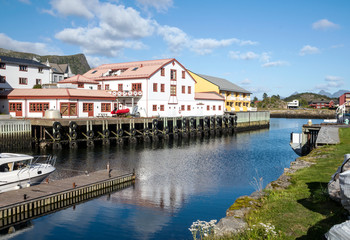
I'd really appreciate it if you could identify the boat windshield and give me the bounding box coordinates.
[0,160,31,172]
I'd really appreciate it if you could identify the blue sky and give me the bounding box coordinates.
[0,0,349,98]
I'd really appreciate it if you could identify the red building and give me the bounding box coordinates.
[339,92,350,105]
[309,100,335,109]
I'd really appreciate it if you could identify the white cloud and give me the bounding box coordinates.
[0,33,61,55]
[315,75,344,90]
[331,44,344,49]
[50,0,257,57]
[312,19,339,30]
[229,51,259,60]
[240,78,252,85]
[136,0,173,12]
[261,61,288,68]
[50,0,97,18]
[299,45,320,56]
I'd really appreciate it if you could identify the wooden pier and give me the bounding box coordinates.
[0,170,135,230]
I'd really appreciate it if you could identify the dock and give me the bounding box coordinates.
[0,169,135,231]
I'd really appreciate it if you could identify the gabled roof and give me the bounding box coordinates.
[58,74,98,84]
[195,92,225,101]
[47,63,69,74]
[0,55,50,69]
[192,72,251,94]
[3,89,115,100]
[84,58,176,80]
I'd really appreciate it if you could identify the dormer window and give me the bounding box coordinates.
[38,67,43,73]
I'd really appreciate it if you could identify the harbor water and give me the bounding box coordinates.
[6,118,322,239]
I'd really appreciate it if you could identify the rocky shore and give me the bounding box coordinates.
[269,109,336,119]
[214,158,315,236]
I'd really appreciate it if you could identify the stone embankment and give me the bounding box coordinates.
[269,109,335,119]
[214,158,314,236]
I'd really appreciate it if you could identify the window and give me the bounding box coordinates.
[182,85,185,94]
[219,105,221,111]
[98,85,102,90]
[83,103,94,112]
[160,84,165,92]
[153,105,157,111]
[101,103,111,112]
[19,77,27,85]
[36,79,41,85]
[160,105,164,111]
[0,63,5,69]
[170,69,177,80]
[153,83,157,92]
[181,105,185,111]
[19,65,28,71]
[38,67,43,73]
[29,103,49,112]
[161,68,165,76]
[105,84,110,90]
[78,83,84,88]
[207,105,210,110]
[213,105,216,110]
[170,85,176,96]
[59,76,63,81]
[187,105,191,111]
[132,83,142,91]
[182,71,185,79]
[188,86,191,94]
[60,103,77,116]
[54,75,57,82]
[118,84,123,91]
[0,76,6,83]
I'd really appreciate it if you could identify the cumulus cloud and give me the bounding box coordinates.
[136,0,173,12]
[50,0,97,18]
[315,75,344,90]
[49,0,257,57]
[0,33,61,55]
[312,19,339,30]
[299,45,320,56]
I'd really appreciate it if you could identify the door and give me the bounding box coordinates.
[87,103,94,117]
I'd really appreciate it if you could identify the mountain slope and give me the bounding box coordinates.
[0,48,90,75]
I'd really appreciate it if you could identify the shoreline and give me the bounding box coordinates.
[269,109,336,119]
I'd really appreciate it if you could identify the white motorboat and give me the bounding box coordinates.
[0,153,56,193]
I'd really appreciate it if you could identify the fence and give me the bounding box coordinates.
[0,120,32,149]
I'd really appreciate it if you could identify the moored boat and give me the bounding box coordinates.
[0,153,56,193]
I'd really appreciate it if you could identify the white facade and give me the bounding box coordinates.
[0,60,50,90]
[8,98,117,118]
[96,60,209,117]
[287,99,299,108]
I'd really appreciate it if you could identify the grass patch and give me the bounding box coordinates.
[214,128,350,240]
[242,128,350,239]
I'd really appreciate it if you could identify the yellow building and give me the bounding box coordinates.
[189,71,251,112]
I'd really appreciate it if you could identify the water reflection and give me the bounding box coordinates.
[11,119,323,240]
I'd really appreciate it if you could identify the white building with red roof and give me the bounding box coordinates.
[84,58,224,117]
[1,88,116,118]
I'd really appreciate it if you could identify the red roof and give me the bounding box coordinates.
[5,89,116,100]
[58,74,98,84]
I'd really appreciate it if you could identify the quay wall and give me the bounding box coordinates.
[0,112,270,150]
[269,109,335,119]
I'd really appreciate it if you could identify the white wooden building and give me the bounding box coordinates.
[2,89,116,118]
[84,58,224,117]
[0,55,50,90]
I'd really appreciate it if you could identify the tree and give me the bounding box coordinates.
[263,93,268,100]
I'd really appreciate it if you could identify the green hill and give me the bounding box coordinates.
[284,92,334,107]
[0,48,90,75]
